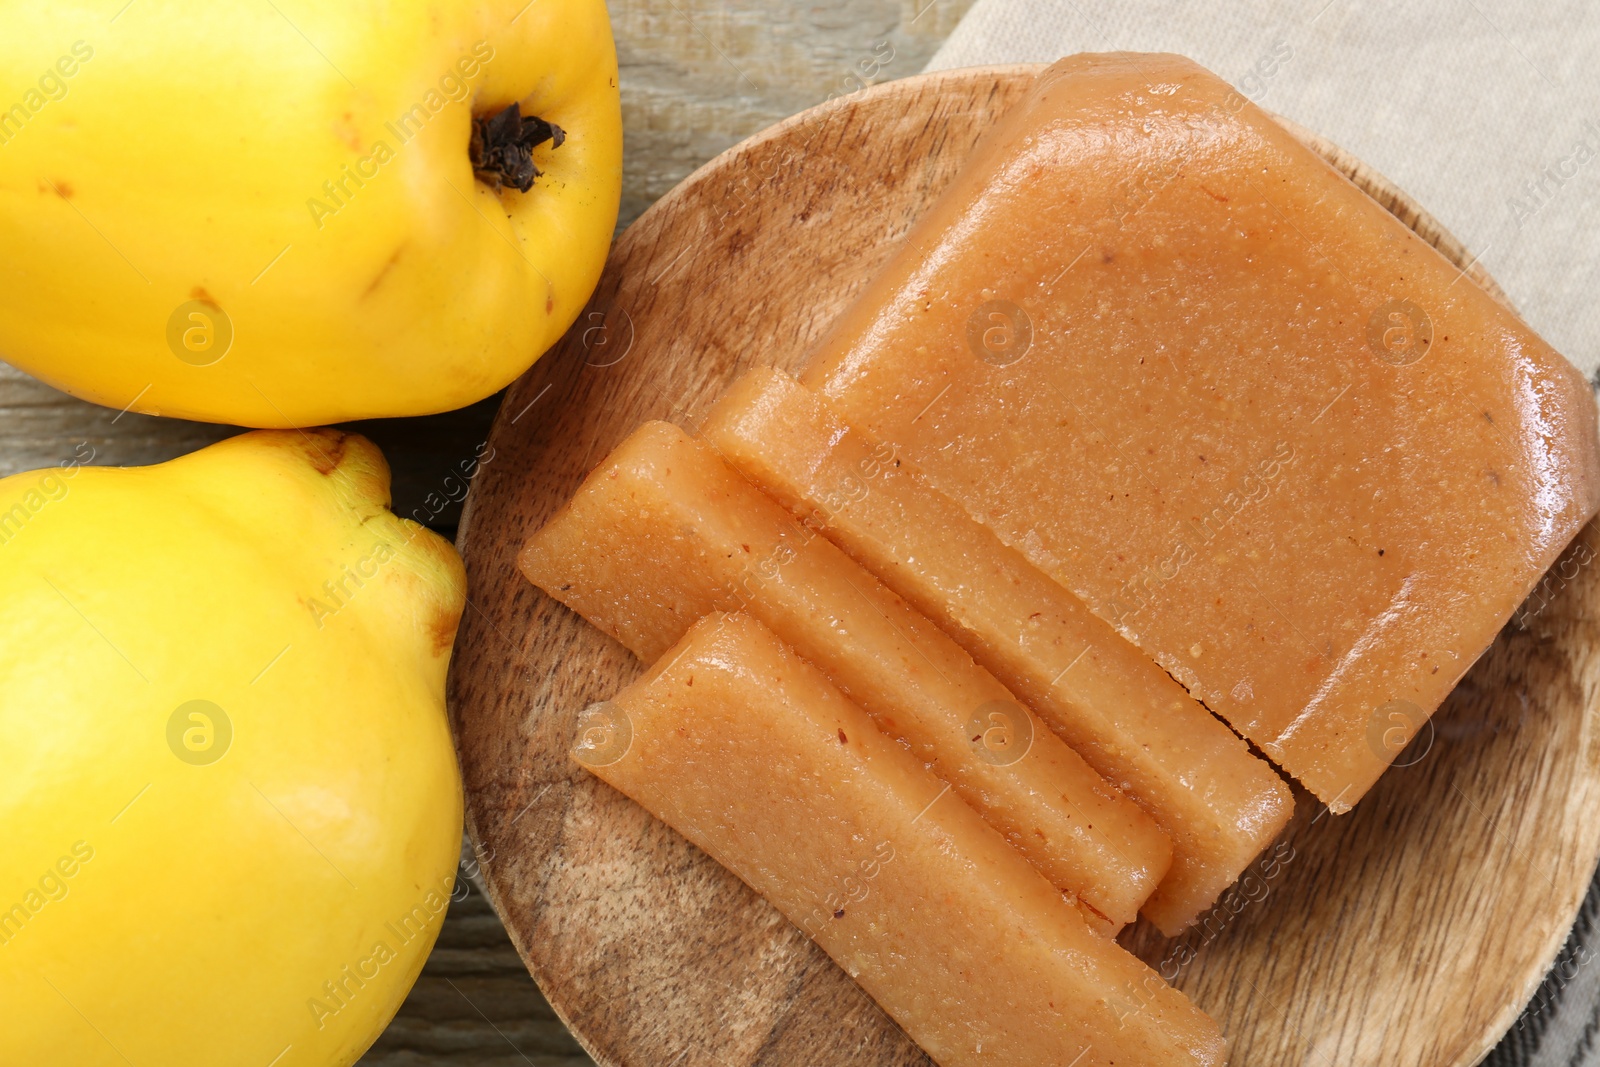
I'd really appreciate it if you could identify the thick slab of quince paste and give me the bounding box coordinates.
[576,611,1226,1067]
[803,53,1600,809]
[703,367,1293,933]
[522,421,1170,931]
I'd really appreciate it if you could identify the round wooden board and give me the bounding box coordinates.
[448,66,1600,1067]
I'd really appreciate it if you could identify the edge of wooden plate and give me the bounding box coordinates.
[449,65,1600,1067]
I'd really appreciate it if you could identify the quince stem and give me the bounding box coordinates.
[469,102,566,193]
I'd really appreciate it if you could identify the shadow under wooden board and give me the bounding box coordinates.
[448,65,1600,1067]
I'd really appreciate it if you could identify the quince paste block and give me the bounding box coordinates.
[575,611,1226,1067]
[703,367,1293,934]
[803,53,1600,809]
[521,421,1171,932]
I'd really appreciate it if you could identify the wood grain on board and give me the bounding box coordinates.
[449,66,1600,1067]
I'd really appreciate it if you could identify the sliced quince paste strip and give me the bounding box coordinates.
[520,421,1171,932]
[802,52,1600,811]
[702,367,1293,935]
[574,611,1227,1067]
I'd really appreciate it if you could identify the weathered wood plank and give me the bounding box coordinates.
[358,889,594,1066]
[609,0,975,229]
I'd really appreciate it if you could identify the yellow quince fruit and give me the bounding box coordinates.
[0,429,466,1066]
[0,0,622,425]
